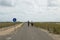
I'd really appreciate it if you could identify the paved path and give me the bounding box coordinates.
[0,23,54,40]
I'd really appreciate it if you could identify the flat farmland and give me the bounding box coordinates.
[34,22,60,34]
[0,22,21,28]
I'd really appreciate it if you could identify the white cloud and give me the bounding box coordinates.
[0,0,60,22]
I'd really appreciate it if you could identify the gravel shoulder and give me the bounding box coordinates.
[0,23,23,36]
[39,28,60,40]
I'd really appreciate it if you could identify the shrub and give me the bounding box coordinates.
[34,22,60,34]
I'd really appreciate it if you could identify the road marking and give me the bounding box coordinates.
[6,37,12,40]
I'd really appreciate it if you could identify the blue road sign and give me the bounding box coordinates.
[13,18,17,22]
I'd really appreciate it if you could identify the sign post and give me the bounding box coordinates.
[13,18,17,22]
[13,18,17,25]
[13,18,17,30]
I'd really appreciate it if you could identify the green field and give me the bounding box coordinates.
[0,22,21,28]
[34,22,60,34]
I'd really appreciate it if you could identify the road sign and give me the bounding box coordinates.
[13,18,17,22]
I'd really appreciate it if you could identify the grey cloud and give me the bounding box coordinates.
[48,0,58,7]
[0,0,16,7]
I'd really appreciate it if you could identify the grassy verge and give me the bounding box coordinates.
[0,22,22,28]
[34,22,60,34]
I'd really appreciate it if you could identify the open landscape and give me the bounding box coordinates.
[0,22,21,28]
[34,22,60,34]
[0,0,60,40]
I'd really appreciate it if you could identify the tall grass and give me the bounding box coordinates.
[34,22,60,34]
[0,22,21,28]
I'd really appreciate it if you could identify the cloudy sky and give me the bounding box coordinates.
[0,0,60,22]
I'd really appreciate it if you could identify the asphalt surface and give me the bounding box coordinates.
[0,23,54,40]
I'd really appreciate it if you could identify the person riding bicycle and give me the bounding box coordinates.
[31,21,34,26]
[28,21,29,27]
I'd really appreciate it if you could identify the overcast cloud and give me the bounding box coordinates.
[0,0,60,22]
[0,0,16,6]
